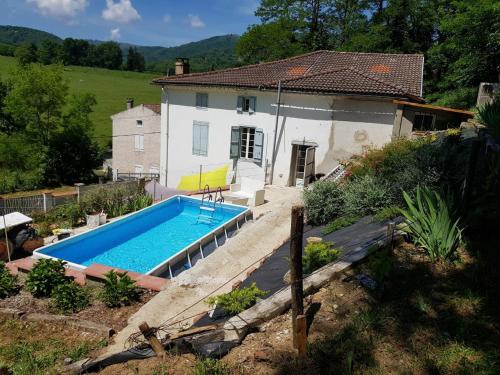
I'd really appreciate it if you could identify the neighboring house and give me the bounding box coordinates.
[152,51,470,190]
[111,100,161,177]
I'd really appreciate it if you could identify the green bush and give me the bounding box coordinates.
[46,203,83,228]
[0,262,18,298]
[477,96,500,140]
[192,358,232,375]
[367,246,393,282]
[374,206,401,222]
[51,281,89,314]
[399,186,462,261]
[128,193,153,212]
[303,241,340,274]
[26,259,67,297]
[101,270,139,307]
[304,179,345,225]
[322,215,358,235]
[206,282,267,315]
[343,175,393,216]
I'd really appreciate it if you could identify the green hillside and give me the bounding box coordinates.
[0,56,159,145]
[0,25,61,46]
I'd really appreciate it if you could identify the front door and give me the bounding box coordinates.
[289,145,316,187]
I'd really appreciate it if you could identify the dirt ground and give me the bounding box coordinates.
[94,237,500,375]
[0,282,156,332]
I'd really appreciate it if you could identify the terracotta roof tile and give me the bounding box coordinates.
[152,50,424,99]
[143,104,161,114]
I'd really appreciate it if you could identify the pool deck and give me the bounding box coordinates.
[105,185,302,355]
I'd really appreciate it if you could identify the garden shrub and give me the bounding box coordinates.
[304,179,345,225]
[101,270,139,307]
[322,215,358,235]
[0,262,18,298]
[46,203,83,228]
[303,241,340,274]
[206,282,267,315]
[51,281,89,314]
[343,175,393,216]
[477,96,500,141]
[128,193,153,212]
[26,258,67,297]
[367,246,394,282]
[374,206,401,222]
[399,186,462,261]
[192,357,232,375]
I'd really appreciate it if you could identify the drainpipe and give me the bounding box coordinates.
[270,81,282,185]
[162,86,170,186]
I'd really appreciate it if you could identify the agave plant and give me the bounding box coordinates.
[477,98,500,140]
[399,186,462,261]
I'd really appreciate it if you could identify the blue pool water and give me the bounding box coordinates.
[36,196,247,274]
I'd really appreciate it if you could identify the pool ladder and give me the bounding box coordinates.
[197,185,224,223]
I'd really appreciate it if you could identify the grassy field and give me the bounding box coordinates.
[0,56,160,146]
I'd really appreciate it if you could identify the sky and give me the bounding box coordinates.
[0,0,260,47]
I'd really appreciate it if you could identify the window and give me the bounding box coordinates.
[229,126,264,166]
[413,113,435,131]
[149,166,159,175]
[134,134,144,151]
[237,96,256,114]
[192,121,209,156]
[136,120,143,128]
[196,93,208,108]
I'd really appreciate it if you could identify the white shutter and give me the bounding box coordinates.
[237,96,243,113]
[134,135,140,151]
[192,121,209,156]
[139,134,144,151]
[249,97,256,114]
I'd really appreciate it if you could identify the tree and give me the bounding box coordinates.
[39,39,62,65]
[45,93,103,184]
[236,19,305,64]
[0,78,18,134]
[126,47,146,72]
[14,42,38,65]
[4,64,68,144]
[61,38,90,66]
[95,42,123,70]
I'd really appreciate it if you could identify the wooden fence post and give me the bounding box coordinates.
[138,322,166,358]
[290,204,305,350]
[296,314,307,357]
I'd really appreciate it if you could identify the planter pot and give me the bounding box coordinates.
[99,213,107,225]
[86,213,101,229]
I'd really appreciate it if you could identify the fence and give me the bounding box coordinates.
[0,179,148,216]
[114,171,160,182]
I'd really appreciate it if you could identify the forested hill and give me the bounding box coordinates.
[0,25,61,46]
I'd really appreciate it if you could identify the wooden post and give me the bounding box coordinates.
[138,322,166,358]
[290,205,304,349]
[296,314,307,357]
[2,213,11,263]
[386,221,395,253]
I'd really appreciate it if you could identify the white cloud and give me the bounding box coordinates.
[26,0,88,19]
[102,0,140,23]
[188,14,205,28]
[110,27,121,40]
[163,14,171,24]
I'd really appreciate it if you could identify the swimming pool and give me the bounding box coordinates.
[34,195,249,276]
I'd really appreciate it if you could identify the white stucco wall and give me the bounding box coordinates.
[159,86,396,189]
[112,105,161,174]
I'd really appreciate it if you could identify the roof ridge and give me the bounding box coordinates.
[152,50,327,83]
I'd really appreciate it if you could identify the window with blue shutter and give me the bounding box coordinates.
[192,121,209,156]
[254,128,264,166]
[236,96,256,114]
[196,93,208,108]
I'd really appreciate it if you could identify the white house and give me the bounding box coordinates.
[111,100,161,177]
[153,50,425,190]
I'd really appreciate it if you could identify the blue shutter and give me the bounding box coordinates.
[230,126,241,159]
[193,121,209,156]
[249,97,257,114]
[237,96,243,113]
[254,128,264,166]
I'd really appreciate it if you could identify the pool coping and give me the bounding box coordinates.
[33,195,251,277]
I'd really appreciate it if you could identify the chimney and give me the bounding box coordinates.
[175,58,190,75]
[126,98,134,110]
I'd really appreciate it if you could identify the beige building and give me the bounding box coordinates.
[111,100,161,177]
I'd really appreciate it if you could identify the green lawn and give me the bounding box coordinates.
[0,56,160,146]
